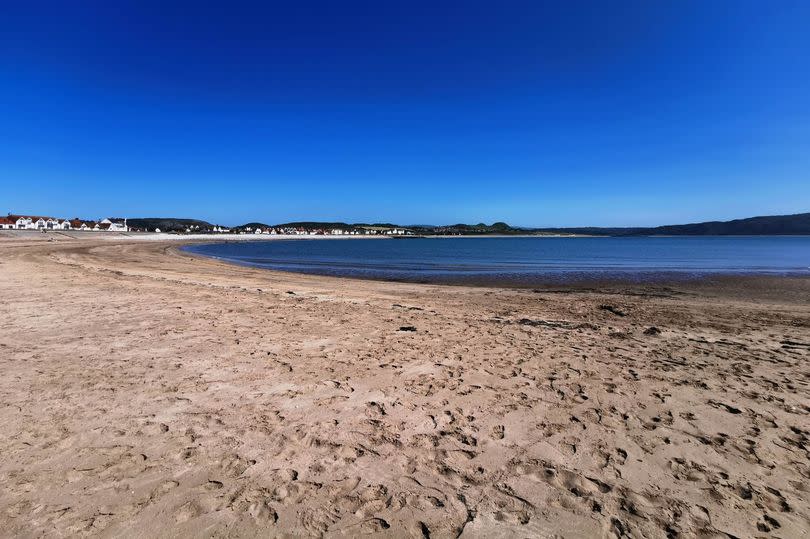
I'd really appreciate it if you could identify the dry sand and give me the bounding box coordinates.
[0,235,808,538]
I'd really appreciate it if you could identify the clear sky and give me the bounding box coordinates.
[2,1,809,227]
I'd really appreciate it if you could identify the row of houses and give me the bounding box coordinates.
[0,215,129,232]
[245,226,412,236]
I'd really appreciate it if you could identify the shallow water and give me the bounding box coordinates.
[183,236,810,285]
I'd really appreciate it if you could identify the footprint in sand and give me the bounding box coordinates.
[246,500,278,523]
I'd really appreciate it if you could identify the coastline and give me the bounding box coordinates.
[1,236,809,537]
[180,235,810,294]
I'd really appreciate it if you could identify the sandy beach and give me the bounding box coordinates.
[1,234,808,538]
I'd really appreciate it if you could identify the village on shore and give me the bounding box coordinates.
[1,213,413,236]
[0,213,578,237]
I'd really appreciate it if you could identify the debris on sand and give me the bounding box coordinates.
[514,318,598,330]
[781,339,810,347]
[643,326,661,336]
[393,304,424,311]
[518,318,568,328]
[398,326,417,332]
[599,304,627,317]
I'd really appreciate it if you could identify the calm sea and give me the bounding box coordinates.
[183,236,810,285]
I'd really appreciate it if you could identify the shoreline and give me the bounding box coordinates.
[183,249,810,297]
[6,231,810,299]
[6,229,810,243]
[1,236,809,537]
[179,237,810,297]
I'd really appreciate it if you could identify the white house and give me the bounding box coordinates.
[7,215,49,229]
[100,218,128,232]
[4,215,76,230]
[14,216,32,229]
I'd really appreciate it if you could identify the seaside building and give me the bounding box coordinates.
[99,218,129,232]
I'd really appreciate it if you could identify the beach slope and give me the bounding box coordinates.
[0,236,808,537]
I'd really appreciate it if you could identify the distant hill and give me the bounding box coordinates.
[429,213,809,235]
[634,212,810,236]
[126,217,214,233]
[533,213,810,236]
[237,222,273,230]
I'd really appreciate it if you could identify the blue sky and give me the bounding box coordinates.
[2,1,809,227]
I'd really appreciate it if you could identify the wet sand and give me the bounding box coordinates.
[1,236,808,537]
